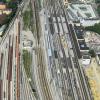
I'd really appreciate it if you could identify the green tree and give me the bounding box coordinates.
[95,0,100,3]
[23,50,32,78]
[85,23,100,34]
[88,49,96,57]
[97,5,100,15]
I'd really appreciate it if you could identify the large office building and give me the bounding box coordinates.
[79,0,95,3]
[67,3,100,26]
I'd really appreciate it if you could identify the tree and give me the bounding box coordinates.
[97,5,100,16]
[95,0,100,3]
[88,49,96,57]
[85,23,100,35]
[7,1,18,11]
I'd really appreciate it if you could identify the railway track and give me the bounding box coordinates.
[37,48,53,100]
[68,23,93,100]
[32,0,53,99]
[48,0,91,99]
[16,25,20,100]
[59,1,93,100]
[51,8,77,100]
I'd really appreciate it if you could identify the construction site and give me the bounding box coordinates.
[84,58,100,100]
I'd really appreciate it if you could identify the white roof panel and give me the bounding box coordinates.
[63,23,68,33]
[59,23,63,34]
[48,49,52,56]
[82,59,90,65]
[53,17,56,22]
[57,17,60,22]
[61,17,65,23]
[54,23,58,33]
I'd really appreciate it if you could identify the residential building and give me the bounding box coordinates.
[3,9,12,15]
[0,3,6,10]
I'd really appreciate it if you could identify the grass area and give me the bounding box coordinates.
[29,2,35,33]
[23,10,31,30]
[22,2,35,32]
[22,1,37,35]
[2,0,22,3]
[23,50,38,98]
[23,50,32,78]
[6,0,11,2]
[85,23,100,35]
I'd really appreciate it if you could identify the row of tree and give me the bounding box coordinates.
[95,0,100,3]
[85,23,100,35]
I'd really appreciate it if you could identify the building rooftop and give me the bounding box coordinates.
[83,55,91,59]
[69,4,97,19]
[74,25,84,39]
[97,54,100,59]
[0,2,6,10]
[84,31,100,52]
[82,55,91,65]
[69,24,82,58]
[78,40,89,50]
